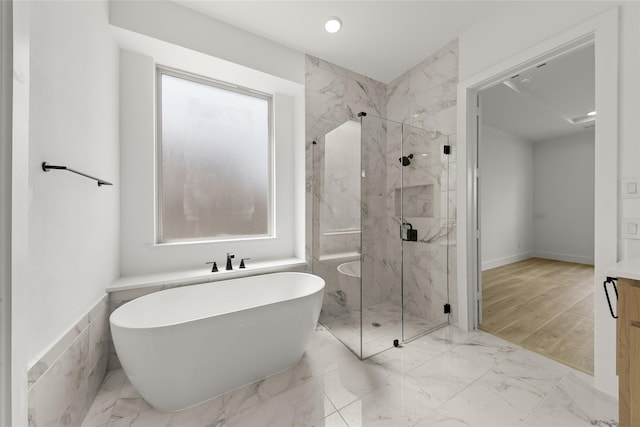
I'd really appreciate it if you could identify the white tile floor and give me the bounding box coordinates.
[82,325,618,427]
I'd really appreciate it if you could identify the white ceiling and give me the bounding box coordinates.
[174,1,595,141]
[175,1,505,83]
[481,44,595,142]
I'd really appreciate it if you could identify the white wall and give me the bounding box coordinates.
[1,1,12,423]
[14,1,120,367]
[533,131,595,264]
[109,0,304,85]
[114,8,306,276]
[480,125,534,270]
[459,2,617,82]
[619,4,640,259]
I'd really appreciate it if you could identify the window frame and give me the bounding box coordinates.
[155,66,275,244]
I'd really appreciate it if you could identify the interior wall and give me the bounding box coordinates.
[111,1,306,276]
[320,120,361,257]
[307,55,389,335]
[533,131,595,264]
[619,4,640,259]
[108,0,304,85]
[1,1,12,423]
[386,40,458,327]
[459,2,617,82]
[458,4,637,397]
[480,125,534,270]
[117,50,303,276]
[20,1,120,366]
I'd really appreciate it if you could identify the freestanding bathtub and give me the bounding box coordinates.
[110,272,325,411]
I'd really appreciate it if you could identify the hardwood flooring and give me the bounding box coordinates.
[480,258,594,374]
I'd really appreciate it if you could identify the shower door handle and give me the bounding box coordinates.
[400,222,418,241]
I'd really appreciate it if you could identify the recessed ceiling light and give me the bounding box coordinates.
[520,76,532,83]
[587,110,596,116]
[325,17,342,34]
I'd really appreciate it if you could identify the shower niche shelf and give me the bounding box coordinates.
[394,184,434,217]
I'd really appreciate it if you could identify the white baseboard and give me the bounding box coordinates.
[533,251,594,265]
[482,252,534,271]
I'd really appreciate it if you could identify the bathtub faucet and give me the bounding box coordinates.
[226,253,235,270]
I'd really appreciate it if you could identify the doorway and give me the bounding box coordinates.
[457,8,618,395]
[476,44,596,373]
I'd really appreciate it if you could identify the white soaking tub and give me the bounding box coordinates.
[110,272,325,411]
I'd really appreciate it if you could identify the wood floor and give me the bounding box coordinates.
[480,258,594,374]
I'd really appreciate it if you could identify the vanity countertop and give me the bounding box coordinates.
[606,258,640,281]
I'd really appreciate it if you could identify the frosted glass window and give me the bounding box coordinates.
[157,70,272,242]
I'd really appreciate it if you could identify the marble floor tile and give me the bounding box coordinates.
[83,325,618,427]
[521,371,618,426]
[339,376,438,426]
[364,335,449,375]
[321,300,435,358]
[320,359,393,410]
[405,336,519,408]
[81,371,128,427]
[492,348,570,395]
[421,370,549,427]
[225,378,330,427]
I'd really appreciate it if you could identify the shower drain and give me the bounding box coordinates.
[371,322,381,327]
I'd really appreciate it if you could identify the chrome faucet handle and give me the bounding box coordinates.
[239,258,251,269]
[205,261,218,272]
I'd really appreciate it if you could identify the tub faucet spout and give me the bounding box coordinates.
[226,253,235,270]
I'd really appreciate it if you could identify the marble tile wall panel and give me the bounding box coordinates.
[28,295,109,427]
[387,40,459,334]
[386,39,458,128]
[307,54,389,346]
[319,232,360,257]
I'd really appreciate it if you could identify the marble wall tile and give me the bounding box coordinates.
[386,79,410,123]
[28,296,109,427]
[27,310,91,388]
[307,53,388,355]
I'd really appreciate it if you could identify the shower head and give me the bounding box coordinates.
[399,153,414,166]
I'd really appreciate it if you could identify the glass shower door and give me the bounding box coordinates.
[314,119,363,358]
[401,124,450,341]
[360,114,403,358]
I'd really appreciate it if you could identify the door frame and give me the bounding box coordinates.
[456,8,618,396]
[473,36,596,326]
[0,0,12,424]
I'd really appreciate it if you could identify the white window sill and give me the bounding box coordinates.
[107,258,308,293]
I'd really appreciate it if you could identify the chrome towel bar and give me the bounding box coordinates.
[42,162,113,187]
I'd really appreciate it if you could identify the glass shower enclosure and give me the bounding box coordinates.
[312,113,451,359]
